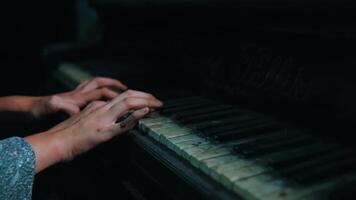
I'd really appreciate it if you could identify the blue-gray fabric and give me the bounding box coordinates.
[0,137,35,200]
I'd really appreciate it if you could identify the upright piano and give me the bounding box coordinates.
[44,0,356,199]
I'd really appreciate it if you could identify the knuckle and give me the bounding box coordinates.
[94,77,105,83]
[49,95,60,102]
[73,97,85,106]
[91,100,102,107]
[125,89,134,96]
[48,95,61,106]
[122,98,135,107]
[102,90,115,98]
[99,88,106,94]
[102,88,111,94]
[88,79,98,87]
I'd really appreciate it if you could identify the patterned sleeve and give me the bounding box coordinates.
[0,137,36,200]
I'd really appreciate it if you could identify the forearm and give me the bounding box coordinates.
[0,96,43,122]
[0,96,40,113]
[25,130,65,173]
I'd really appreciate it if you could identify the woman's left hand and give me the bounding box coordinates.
[31,77,127,118]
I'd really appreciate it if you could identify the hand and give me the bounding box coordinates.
[25,90,162,173]
[31,77,127,118]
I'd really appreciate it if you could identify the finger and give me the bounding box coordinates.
[107,89,161,107]
[81,77,127,93]
[109,97,162,120]
[110,107,150,136]
[52,100,80,116]
[82,88,118,106]
[82,100,107,114]
[75,80,89,90]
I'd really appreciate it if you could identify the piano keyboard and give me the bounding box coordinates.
[55,63,356,200]
[138,95,356,200]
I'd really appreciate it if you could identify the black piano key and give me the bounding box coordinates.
[327,179,356,200]
[233,130,300,152]
[280,149,355,179]
[161,101,217,114]
[294,156,356,184]
[238,136,316,158]
[202,118,268,137]
[154,90,195,100]
[161,98,212,111]
[173,105,233,120]
[190,114,256,130]
[265,143,337,169]
[161,97,208,110]
[180,108,243,124]
[163,96,204,105]
[212,122,281,142]
[229,129,298,147]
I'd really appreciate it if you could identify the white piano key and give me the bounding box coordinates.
[159,130,197,148]
[221,165,268,189]
[158,127,193,139]
[199,154,241,175]
[164,134,203,154]
[190,147,231,168]
[144,121,183,141]
[210,159,256,188]
[180,142,221,160]
[139,115,171,126]
[172,138,210,156]
[139,115,171,130]
[233,174,290,200]
[168,134,203,144]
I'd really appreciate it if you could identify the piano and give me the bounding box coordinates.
[43,0,356,199]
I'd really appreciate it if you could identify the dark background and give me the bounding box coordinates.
[0,1,76,96]
[0,1,356,199]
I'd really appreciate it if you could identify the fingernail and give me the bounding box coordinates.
[140,107,149,114]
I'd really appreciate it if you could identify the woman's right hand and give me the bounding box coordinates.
[25,90,163,173]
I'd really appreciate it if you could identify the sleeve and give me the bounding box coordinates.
[0,137,36,200]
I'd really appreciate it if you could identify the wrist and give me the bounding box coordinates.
[50,129,74,162]
[29,96,51,119]
[25,129,69,173]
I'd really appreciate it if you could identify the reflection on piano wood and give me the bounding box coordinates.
[54,64,356,200]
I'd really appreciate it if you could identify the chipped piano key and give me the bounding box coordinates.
[168,134,203,144]
[145,121,185,141]
[219,164,268,189]
[233,173,291,200]
[199,154,241,175]
[210,159,257,187]
[170,137,211,155]
[189,146,232,168]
